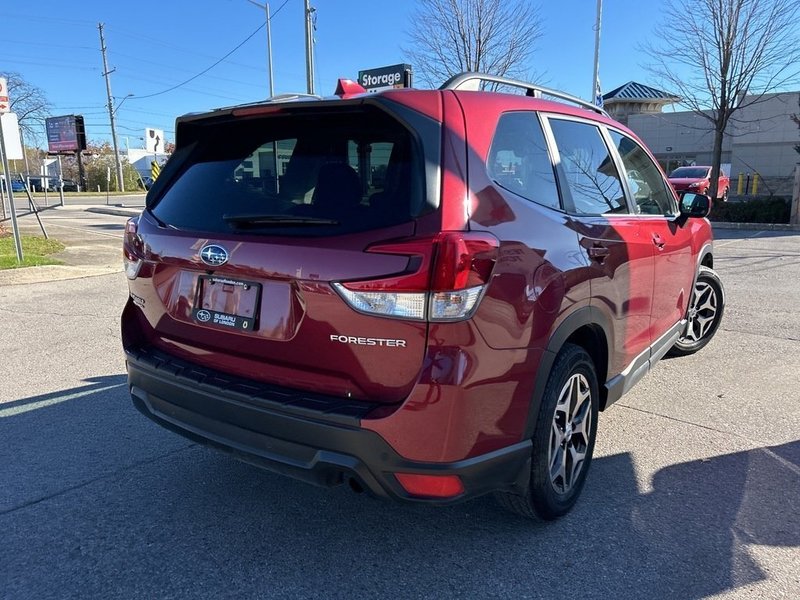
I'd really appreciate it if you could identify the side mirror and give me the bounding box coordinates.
[679,192,711,218]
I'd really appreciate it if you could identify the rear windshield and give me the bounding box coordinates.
[151,108,425,236]
[669,167,709,179]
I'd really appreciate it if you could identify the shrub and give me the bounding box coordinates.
[709,197,790,224]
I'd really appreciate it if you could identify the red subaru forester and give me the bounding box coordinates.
[122,73,724,519]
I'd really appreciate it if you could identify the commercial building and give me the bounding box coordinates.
[604,82,800,196]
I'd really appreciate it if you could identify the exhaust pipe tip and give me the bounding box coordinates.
[348,477,365,494]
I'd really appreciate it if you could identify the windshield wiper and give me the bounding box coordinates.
[223,214,340,227]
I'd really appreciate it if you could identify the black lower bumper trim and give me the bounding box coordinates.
[127,349,532,504]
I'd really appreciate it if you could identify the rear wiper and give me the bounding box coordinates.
[223,214,340,227]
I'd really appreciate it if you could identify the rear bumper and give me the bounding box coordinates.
[126,346,532,504]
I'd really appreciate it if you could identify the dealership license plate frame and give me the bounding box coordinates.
[192,275,261,332]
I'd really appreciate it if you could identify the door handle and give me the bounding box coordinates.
[652,234,666,251]
[588,246,610,258]
[587,245,610,261]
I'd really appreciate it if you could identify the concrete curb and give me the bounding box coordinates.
[0,265,123,286]
[86,206,143,218]
[711,221,800,232]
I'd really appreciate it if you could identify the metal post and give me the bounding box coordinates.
[98,23,125,192]
[791,164,800,225]
[592,0,602,104]
[19,127,30,177]
[57,155,64,206]
[0,123,24,262]
[304,0,315,95]
[76,150,86,192]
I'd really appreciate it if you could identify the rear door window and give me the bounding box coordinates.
[548,118,628,215]
[151,109,424,236]
[488,112,561,210]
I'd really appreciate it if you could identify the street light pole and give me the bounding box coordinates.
[245,0,279,191]
[304,0,315,95]
[246,0,275,97]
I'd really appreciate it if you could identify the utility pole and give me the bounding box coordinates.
[592,0,603,106]
[304,0,315,95]
[98,23,125,192]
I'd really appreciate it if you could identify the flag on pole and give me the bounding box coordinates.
[595,78,604,108]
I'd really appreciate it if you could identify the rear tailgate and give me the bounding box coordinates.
[127,101,441,403]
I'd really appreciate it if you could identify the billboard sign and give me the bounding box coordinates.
[357,64,413,93]
[45,115,87,153]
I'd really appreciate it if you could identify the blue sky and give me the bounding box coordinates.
[3,0,678,148]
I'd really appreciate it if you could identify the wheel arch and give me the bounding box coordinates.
[523,306,613,439]
[699,245,713,269]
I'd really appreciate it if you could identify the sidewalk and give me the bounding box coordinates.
[0,205,131,286]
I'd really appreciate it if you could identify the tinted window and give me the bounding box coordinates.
[488,112,560,210]
[151,109,423,236]
[610,131,676,215]
[549,119,627,215]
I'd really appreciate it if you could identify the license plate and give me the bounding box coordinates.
[192,276,261,331]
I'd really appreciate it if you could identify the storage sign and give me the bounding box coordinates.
[358,64,412,93]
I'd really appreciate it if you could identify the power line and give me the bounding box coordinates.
[109,51,267,91]
[106,29,266,74]
[3,38,96,52]
[121,0,293,101]
[127,22,267,100]
[0,12,96,27]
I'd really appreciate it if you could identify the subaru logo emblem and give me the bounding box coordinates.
[200,244,229,267]
[196,309,212,322]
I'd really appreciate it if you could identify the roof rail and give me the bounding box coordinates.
[439,72,609,117]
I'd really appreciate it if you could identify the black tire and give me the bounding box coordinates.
[668,265,725,357]
[495,344,599,520]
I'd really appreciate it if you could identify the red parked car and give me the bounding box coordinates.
[668,166,730,201]
[122,73,724,519]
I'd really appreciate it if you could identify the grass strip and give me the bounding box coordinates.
[0,235,65,269]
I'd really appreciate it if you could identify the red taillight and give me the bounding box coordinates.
[430,232,499,291]
[395,473,465,499]
[123,217,143,279]
[333,232,499,321]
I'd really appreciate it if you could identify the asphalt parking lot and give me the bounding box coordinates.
[0,211,798,599]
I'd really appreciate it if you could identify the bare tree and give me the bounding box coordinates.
[1,72,51,141]
[643,0,800,199]
[404,0,543,89]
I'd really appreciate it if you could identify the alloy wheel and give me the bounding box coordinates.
[548,373,592,494]
[683,280,719,342]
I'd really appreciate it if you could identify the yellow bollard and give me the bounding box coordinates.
[737,173,744,195]
[753,173,759,195]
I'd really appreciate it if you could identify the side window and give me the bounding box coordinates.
[609,131,676,215]
[488,112,561,210]
[548,119,628,215]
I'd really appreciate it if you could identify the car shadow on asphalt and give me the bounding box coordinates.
[1,380,797,598]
